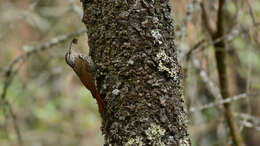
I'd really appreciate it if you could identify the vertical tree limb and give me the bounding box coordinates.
[214,0,245,145]
[80,0,190,145]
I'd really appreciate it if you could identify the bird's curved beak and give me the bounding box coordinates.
[65,39,78,67]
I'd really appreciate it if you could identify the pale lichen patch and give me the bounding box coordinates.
[156,50,179,80]
[151,29,163,45]
[145,123,166,146]
[179,137,191,146]
[112,89,120,96]
[125,136,143,146]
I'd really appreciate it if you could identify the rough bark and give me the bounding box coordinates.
[80,0,190,145]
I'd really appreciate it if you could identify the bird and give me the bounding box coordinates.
[65,39,104,113]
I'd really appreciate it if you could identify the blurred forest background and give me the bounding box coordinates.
[0,0,259,146]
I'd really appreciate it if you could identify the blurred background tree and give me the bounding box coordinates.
[0,0,259,146]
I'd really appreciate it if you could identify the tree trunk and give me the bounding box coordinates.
[80,0,190,145]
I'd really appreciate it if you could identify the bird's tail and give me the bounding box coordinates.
[92,88,104,113]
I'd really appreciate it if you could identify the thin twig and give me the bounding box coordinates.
[0,0,40,41]
[200,1,215,35]
[187,24,242,58]
[190,93,247,112]
[191,57,224,109]
[239,0,259,132]
[236,113,260,131]
[6,100,23,146]
[1,69,23,146]
[66,0,83,18]
[1,28,86,146]
[246,0,257,25]
[4,28,86,74]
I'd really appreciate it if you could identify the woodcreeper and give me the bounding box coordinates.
[65,39,104,113]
